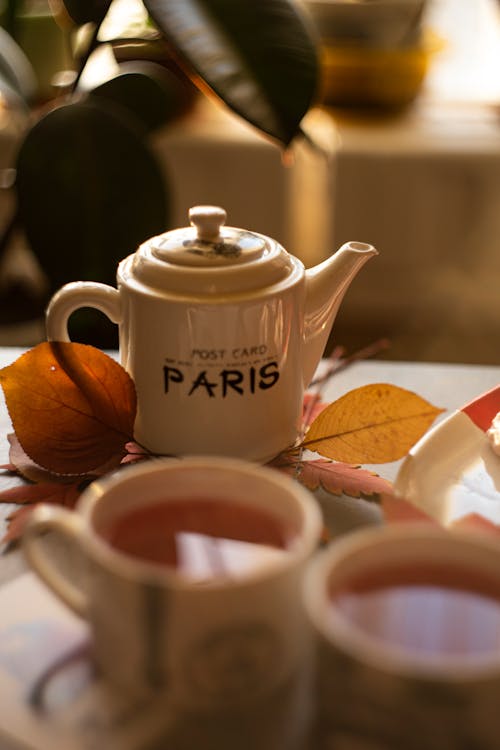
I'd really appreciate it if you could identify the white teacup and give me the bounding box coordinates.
[23,456,321,744]
[304,525,500,749]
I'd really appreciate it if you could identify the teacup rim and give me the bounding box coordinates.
[304,523,500,680]
[76,455,323,590]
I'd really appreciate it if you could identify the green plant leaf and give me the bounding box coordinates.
[15,99,168,342]
[0,26,36,101]
[143,0,319,146]
[57,0,112,26]
[88,60,190,133]
[0,0,21,39]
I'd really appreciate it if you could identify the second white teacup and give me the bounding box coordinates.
[305,524,500,749]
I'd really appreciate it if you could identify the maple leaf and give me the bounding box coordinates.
[0,342,137,475]
[449,513,500,537]
[6,432,129,482]
[381,497,500,539]
[0,481,82,545]
[303,383,444,463]
[302,394,328,429]
[2,506,36,545]
[297,458,391,499]
[271,452,391,500]
[0,437,151,545]
[380,492,438,525]
[0,481,83,507]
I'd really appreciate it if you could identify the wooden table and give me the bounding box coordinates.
[0,345,498,585]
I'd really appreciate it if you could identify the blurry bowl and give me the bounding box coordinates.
[304,0,428,49]
[318,30,441,109]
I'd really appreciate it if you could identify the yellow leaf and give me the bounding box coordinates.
[303,383,444,463]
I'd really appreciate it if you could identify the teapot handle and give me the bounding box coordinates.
[46,282,121,342]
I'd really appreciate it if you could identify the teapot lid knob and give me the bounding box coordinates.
[189,205,227,242]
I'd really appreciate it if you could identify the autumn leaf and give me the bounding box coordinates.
[0,480,83,507]
[121,441,151,465]
[1,484,82,545]
[380,492,438,525]
[5,433,82,484]
[3,506,38,545]
[303,383,444,463]
[297,458,392,499]
[381,497,500,538]
[270,452,391,499]
[450,513,500,537]
[0,342,137,475]
[302,394,328,430]
[0,436,147,545]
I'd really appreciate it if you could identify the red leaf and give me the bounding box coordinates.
[0,342,137,475]
[450,513,500,537]
[120,441,151,465]
[381,492,437,525]
[0,481,82,507]
[1,483,82,545]
[297,458,392,499]
[2,506,34,544]
[302,394,328,429]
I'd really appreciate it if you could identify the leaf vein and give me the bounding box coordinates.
[303,409,440,449]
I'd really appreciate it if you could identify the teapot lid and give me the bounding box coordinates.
[152,206,269,267]
[128,205,301,295]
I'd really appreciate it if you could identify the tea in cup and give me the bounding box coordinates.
[304,525,500,749]
[23,457,322,747]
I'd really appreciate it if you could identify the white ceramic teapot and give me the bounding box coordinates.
[46,206,377,462]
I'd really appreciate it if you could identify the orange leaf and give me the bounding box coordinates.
[303,383,444,464]
[0,342,137,475]
[6,433,78,484]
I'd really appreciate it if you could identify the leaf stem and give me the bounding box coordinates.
[309,338,390,388]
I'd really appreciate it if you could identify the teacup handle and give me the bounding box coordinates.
[23,504,88,618]
[46,281,122,342]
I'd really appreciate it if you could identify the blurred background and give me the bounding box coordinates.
[0,0,499,365]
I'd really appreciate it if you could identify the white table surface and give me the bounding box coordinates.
[0,345,498,586]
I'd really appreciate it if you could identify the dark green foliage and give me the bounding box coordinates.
[15,100,168,344]
[16,100,168,287]
[59,0,112,26]
[0,0,318,345]
[144,0,319,145]
[88,61,191,134]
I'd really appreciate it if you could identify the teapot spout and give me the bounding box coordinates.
[302,241,378,387]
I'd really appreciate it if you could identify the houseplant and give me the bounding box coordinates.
[0,0,319,346]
